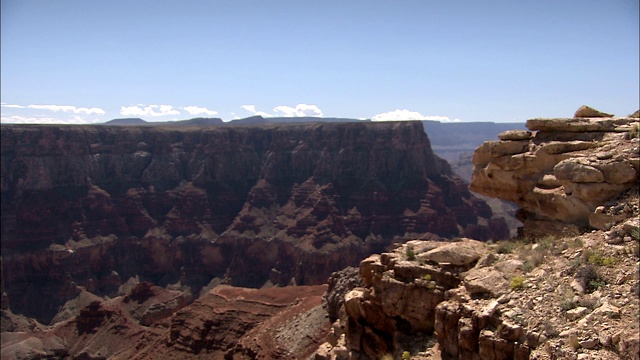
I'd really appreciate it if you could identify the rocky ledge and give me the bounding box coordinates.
[316,188,639,359]
[470,107,639,238]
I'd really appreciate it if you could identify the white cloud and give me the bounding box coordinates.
[27,104,106,115]
[0,115,101,125]
[242,104,324,118]
[273,104,323,117]
[372,109,461,122]
[242,104,272,117]
[0,103,25,108]
[183,106,218,116]
[120,104,180,117]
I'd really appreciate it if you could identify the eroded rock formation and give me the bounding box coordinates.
[470,110,639,237]
[1,121,505,325]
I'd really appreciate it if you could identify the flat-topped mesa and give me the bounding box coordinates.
[470,107,640,238]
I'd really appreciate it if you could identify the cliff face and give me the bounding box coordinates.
[1,121,505,324]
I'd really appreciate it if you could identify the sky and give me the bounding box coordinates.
[1,0,638,124]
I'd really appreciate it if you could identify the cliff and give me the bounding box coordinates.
[470,113,639,238]
[312,109,639,360]
[0,121,505,324]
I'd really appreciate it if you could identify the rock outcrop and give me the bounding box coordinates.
[470,109,639,237]
[1,121,506,324]
[315,189,639,359]
[316,238,535,359]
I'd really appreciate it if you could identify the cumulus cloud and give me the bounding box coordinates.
[120,104,180,117]
[242,104,272,117]
[0,115,101,125]
[27,104,106,115]
[273,104,323,117]
[242,104,324,118]
[183,106,218,116]
[372,109,460,122]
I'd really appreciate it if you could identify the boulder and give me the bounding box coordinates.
[554,159,604,183]
[498,130,533,141]
[462,267,509,297]
[574,105,614,118]
[418,239,488,266]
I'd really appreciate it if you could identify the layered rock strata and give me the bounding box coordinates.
[1,122,506,324]
[470,114,639,237]
[316,238,533,359]
[1,283,330,359]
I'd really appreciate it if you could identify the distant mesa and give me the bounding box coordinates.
[228,115,268,125]
[168,117,224,126]
[103,117,224,126]
[103,118,147,125]
[101,116,364,127]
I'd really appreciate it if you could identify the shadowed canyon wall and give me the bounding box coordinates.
[1,121,506,324]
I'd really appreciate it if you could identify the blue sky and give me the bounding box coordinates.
[1,0,638,124]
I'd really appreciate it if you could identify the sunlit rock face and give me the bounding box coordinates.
[470,114,639,238]
[1,121,504,323]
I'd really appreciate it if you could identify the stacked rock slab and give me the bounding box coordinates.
[470,108,639,238]
[315,239,532,360]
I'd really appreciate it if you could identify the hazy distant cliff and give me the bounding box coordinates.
[1,121,506,323]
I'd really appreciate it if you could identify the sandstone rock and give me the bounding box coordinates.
[526,117,630,132]
[579,337,600,349]
[498,130,533,141]
[488,140,531,156]
[494,259,525,274]
[630,110,640,118]
[554,159,604,183]
[566,306,588,321]
[418,239,487,266]
[574,105,614,118]
[462,267,509,297]
[589,212,627,230]
[590,301,620,318]
[537,174,562,189]
[593,160,638,184]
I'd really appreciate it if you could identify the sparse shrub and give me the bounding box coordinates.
[406,246,415,261]
[518,248,545,272]
[586,250,617,267]
[631,227,640,241]
[497,240,517,254]
[379,354,394,360]
[575,265,605,293]
[423,274,432,281]
[560,298,577,311]
[510,276,525,290]
[535,235,555,251]
[427,282,436,290]
[401,351,411,360]
[628,123,639,139]
[569,237,584,248]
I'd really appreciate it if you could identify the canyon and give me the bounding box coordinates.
[1,110,638,360]
[1,120,505,357]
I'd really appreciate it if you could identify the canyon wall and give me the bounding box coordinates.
[1,121,505,324]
